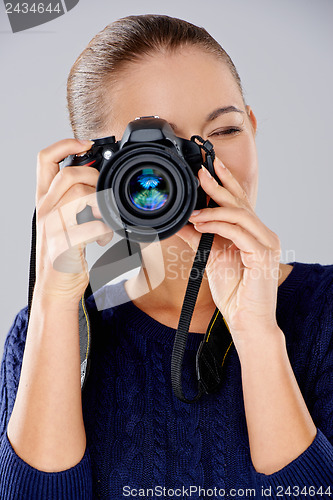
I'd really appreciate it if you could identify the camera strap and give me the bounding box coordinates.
[170,226,234,403]
[28,209,37,320]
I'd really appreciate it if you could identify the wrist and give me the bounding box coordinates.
[235,326,286,365]
[32,286,82,311]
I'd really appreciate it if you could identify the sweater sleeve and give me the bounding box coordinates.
[250,276,333,499]
[0,307,93,500]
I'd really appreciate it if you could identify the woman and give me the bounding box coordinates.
[0,14,332,499]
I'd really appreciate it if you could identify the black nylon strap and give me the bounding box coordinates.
[28,209,37,320]
[170,231,214,403]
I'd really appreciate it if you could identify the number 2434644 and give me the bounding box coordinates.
[5,3,62,14]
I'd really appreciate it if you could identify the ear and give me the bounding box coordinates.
[245,105,257,135]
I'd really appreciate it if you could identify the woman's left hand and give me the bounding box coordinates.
[176,157,282,352]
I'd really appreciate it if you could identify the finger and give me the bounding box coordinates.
[97,233,114,246]
[38,166,100,216]
[198,161,252,209]
[193,221,280,269]
[45,215,113,270]
[198,166,240,208]
[189,206,278,250]
[67,220,113,248]
[213,157,251,204]
[36,138,94,204]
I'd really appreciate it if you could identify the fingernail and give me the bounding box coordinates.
[201,166,212,179]
[191,210,201,217]
[217,158,228,170]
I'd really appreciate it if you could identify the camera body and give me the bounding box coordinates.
[62,116,216,242]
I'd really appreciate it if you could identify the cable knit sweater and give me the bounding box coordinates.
[0,261,333,499]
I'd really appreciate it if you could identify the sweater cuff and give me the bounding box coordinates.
[0,431,92,499]
[251,428,333,493]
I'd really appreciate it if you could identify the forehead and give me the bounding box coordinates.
[108,48,243,137]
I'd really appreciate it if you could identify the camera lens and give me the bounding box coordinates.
[127,167,171,212]
[97,144,200,242]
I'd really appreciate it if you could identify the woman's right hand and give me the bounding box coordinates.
[34,138,113,303]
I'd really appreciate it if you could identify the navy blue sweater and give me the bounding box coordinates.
[0,261,333,499]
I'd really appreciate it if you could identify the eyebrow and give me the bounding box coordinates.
[169,106,244,133]
[206,105,244,122]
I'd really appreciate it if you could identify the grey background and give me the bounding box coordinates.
[0,0,332,357]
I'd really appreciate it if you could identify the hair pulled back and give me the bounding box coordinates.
[67,14,244,140]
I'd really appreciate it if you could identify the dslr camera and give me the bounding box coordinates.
[62,116,217,242]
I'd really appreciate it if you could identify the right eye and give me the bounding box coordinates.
[209,127,243,137]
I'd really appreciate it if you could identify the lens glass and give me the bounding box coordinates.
[128,168,170,211]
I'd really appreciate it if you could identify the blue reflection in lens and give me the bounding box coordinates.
[129,168,169,211]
